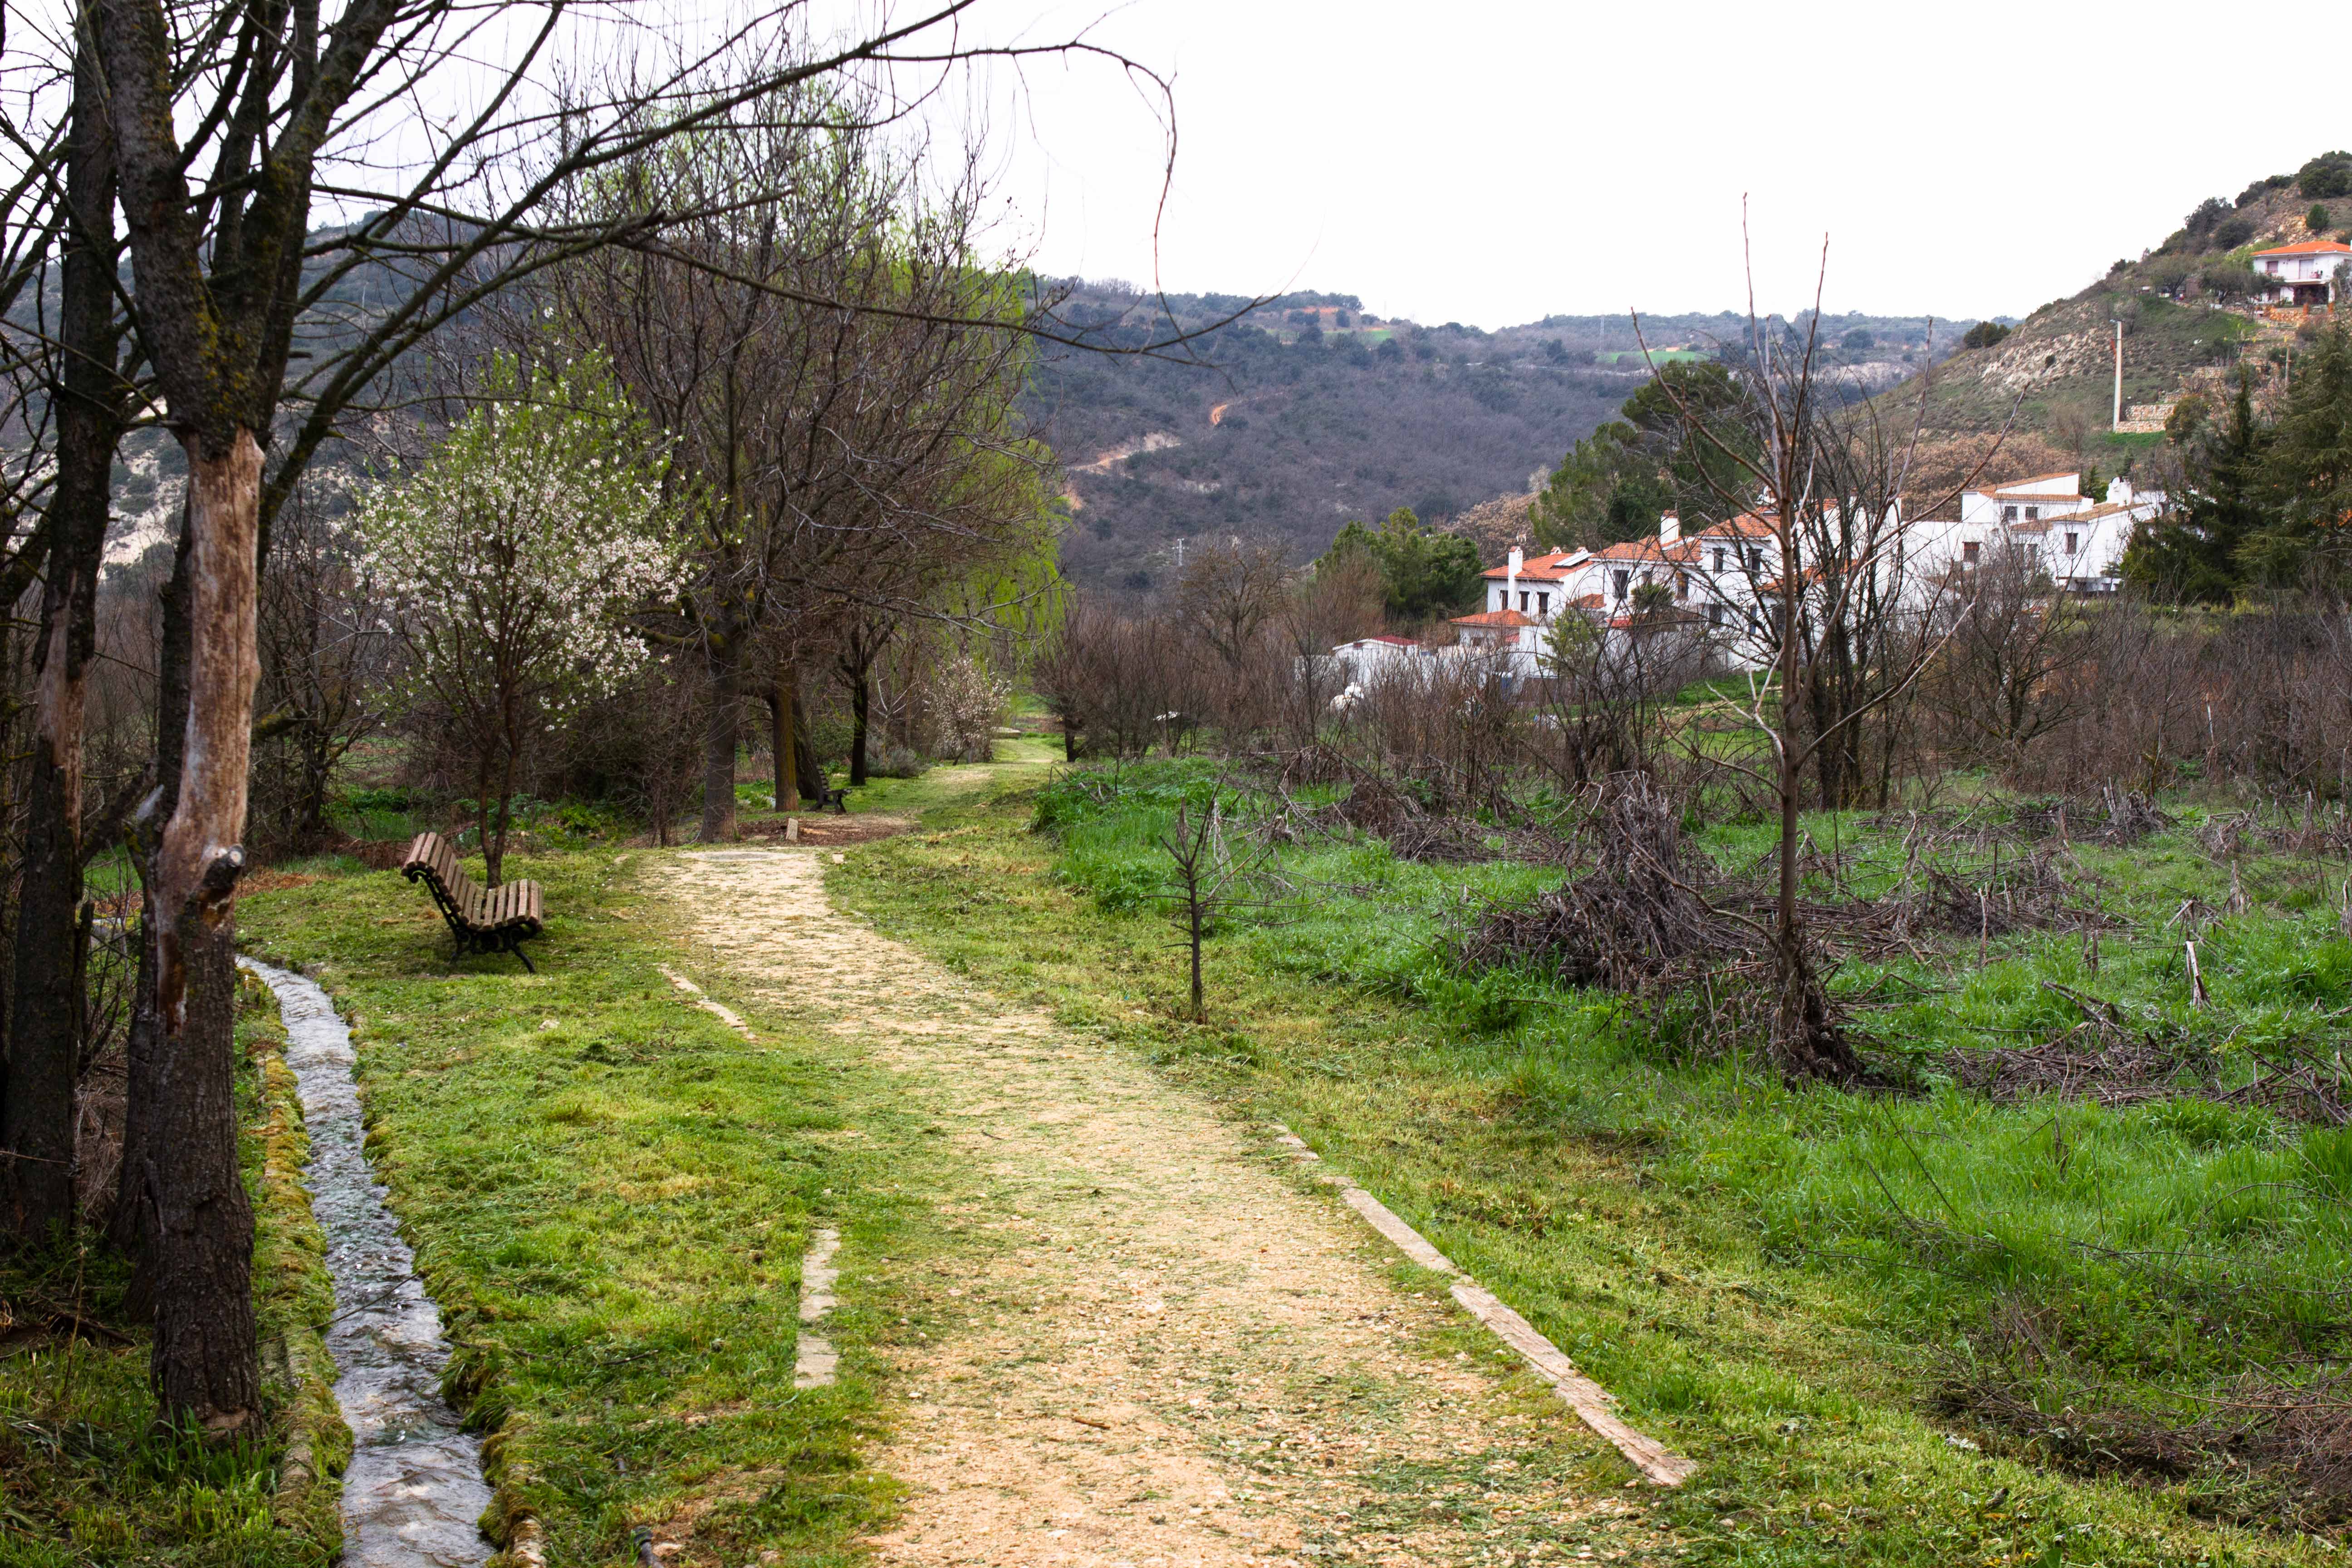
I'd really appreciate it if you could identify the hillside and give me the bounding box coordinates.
[1026,284,1974,596]
[1879,154,2352,489]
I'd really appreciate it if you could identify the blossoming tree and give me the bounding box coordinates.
[362,356,678,883]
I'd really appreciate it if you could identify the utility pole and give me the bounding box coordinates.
[2112,318,2124,430]
[1173,536,1185,578]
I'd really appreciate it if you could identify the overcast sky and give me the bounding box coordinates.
[968,0,2352,330]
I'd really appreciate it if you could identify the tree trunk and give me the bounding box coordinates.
[1188,897,1204,1018]
[123,435,264,1431]
[849,672,871,787]
[700,620,742,841]
[4,43,120,1242]
[794,701,825,804]
[112,524,192,1273]
[770,655,799,812]
[475,751,497,888]
[149,434,263,1425]
[487,736,518,887]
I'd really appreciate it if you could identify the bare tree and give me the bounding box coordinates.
[252,483,394,853]
[1922,540,2102,776]
[1637,227,2003,1083]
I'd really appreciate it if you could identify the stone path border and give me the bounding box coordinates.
[1274,1127,1697,1488]
[794,1228,842,1389]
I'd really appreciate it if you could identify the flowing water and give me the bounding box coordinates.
[241,957,493,1568]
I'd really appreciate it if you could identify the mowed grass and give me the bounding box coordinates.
[233,846,980,1567]
[831,757,2352,1567]
[0,979,343,1568]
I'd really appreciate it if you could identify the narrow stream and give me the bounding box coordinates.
[240,957,493,1568]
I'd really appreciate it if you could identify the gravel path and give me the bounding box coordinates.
[655,847,1631,1568]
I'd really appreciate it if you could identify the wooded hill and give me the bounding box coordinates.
[1026,282,1974,598]
[1874,153,2352,488]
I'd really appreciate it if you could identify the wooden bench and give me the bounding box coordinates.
[400,832,546,971]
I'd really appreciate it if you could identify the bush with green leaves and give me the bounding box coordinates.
[2312,203,2334,233]
[1960,320,2012,350]
[1318,506,1484,622]
[2300,150,2352,200]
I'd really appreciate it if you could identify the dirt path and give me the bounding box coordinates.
[654,847,1635,1568]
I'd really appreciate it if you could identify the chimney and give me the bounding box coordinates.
[1506,544,1522,608]
[1659,511,1680,547]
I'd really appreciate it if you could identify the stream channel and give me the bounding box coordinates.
[242,957,493,1567]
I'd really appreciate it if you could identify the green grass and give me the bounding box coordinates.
[0,977,344,1567]
[831,760,2352,1566]
[231,846,990,1567]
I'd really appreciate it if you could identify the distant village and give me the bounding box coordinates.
[1329,468,2167,681]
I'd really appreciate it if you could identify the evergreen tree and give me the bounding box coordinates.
[1318,506,1483,621]
[2122,370,2272,603]
[2243,318,2352,591]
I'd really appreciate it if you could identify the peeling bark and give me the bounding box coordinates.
[153,434,262,1037]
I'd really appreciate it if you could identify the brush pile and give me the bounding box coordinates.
[1455,775,1752,991]
[2008,786,2171,844]
[1947,983,2352,1124]
[1943,1358,2352,1529]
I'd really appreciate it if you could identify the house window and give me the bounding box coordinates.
[2024,506,2039,522]
[1611,569,1629,601]
[1675,570,1689,598]
[2269,259,2281,273]
[1708,603,1725,628]
[1963,541,1980,565]
[1711,547,1726,572]
[2001,505,2017,524]
[1537,592,1549,615]
[1745,546,1762,572]
[1519,590,1530,611]
[2064,531,2079,555]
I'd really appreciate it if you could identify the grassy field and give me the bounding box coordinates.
[830,753,2352,1566]
[0,975,344,1568]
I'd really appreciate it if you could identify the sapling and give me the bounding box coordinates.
[1155,789,1280,1019]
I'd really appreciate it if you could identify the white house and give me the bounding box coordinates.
[1940,472,2162,592]
[2253,239,2352,309]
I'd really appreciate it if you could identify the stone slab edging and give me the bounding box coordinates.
[1275,1127,1697,1488]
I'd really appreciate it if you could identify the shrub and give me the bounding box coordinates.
[2239,172,2292,206]
[2201,264,2259,302]
[931,651,1010,763]
[866,744,930,779]
[2211,217,2255,250]
[2300,151,2352,200]
[2184,196,2232,237]
[1960,320,2012,350]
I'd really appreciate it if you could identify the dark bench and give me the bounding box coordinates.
[816,785,848,814]
[400,832,545,971]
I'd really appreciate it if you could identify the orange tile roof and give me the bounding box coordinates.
[2254,240,2352,257]
[1451,609,1536,628]
[1695,512,1778,539]
[1570,593,1604,609]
